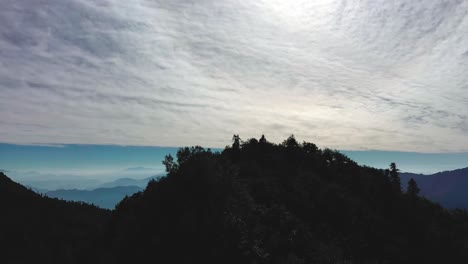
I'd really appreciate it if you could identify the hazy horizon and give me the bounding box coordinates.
[2,142,468,191]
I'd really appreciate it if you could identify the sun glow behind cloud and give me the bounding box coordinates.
[260,0,336,28]
[0,0,467,152]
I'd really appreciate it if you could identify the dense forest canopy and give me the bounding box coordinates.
[2,135,468,264]
[105,135,468,264]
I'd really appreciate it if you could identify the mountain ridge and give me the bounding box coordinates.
[45,185,143,209]
[401,167,468,209]
[0,172,110,263]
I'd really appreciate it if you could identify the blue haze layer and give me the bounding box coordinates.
[1,144,468,190]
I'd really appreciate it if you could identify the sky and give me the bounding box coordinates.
[1,0,468,152]
[0,143,177,189]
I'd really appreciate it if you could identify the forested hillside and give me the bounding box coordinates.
[0,172,110,263]
[102,135,468,264]
[2,135,468,264]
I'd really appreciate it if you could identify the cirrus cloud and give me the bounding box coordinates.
[0,0,467,152]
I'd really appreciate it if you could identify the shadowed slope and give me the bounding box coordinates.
[0,172,110,264]
[101,136,468,264]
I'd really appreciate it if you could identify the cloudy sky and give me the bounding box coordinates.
[1,0,468,152]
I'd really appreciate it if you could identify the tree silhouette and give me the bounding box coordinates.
[162,154,177,174]
[232,134,241,150]
[282,134,299,148]
[389,162,401,193]
[407,178,420,199]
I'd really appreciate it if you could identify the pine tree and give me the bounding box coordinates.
[282,134,299,148]
[407,178,420,199]
[163,154,177,174]
[389,162,401,193]
[232,134,241,150]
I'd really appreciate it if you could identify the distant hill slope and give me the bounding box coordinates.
[401,167,468,209]
[0,172,110,264]
[46,185,143,209]
[98,175,162,189]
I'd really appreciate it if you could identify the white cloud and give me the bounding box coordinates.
[0,0,467,152]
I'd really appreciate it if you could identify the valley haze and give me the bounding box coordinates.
[1,143,468,192]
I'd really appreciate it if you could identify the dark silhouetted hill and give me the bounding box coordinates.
[99,136,468,264]
[0,172,110,264]
[46,185,143,209]
[401,167,468,209]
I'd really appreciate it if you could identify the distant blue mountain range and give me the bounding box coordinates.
[401,167,468,209]
[46,186,143,209]
[98,175,161,189]
[37,175,163,209]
